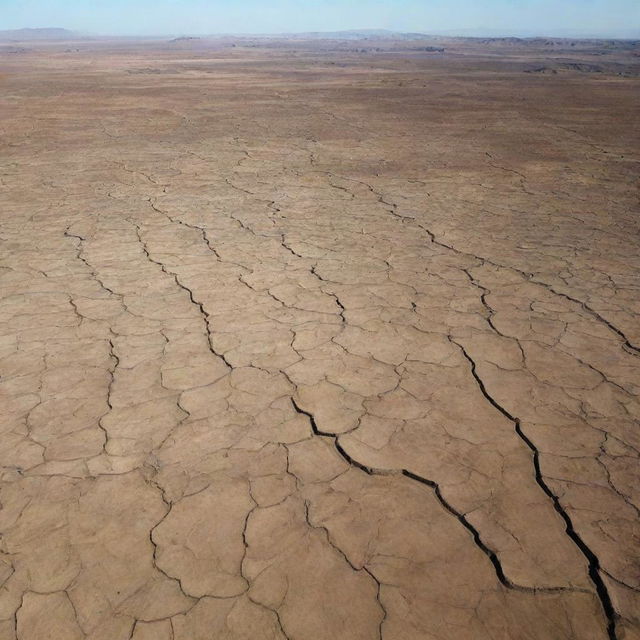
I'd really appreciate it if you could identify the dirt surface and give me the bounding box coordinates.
[1,36,639,640]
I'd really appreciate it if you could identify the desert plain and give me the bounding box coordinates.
[0,33,639,639]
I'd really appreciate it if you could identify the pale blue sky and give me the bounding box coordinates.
[1,0,639,38]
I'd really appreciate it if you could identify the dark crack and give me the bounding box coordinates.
[416,223,639,357]
[289,398,589,600]
[452,338,618,639]
[133,223,234,370]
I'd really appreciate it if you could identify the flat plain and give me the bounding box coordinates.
[1,34,639,640]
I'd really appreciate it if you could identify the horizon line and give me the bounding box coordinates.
[1,26,639,41]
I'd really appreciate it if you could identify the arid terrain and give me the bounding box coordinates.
[1,34,639,640]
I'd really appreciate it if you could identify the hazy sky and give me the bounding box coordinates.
[1,0,639,38]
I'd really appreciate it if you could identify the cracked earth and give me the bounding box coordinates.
[1,37,639,639]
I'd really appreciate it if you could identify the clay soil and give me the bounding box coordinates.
[1,35,639,640]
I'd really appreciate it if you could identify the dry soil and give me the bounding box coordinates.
[1,35,639,640]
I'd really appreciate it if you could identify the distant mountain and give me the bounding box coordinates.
[276,29,428,40]
[0,28,82,41]
[427,27,640,40]
[2,26,637,42]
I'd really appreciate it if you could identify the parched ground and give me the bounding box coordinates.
[1,37,639,640]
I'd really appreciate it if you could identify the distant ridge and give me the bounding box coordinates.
[0,26,637,42]
[0,28,82,41]
[274,29,428,40]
